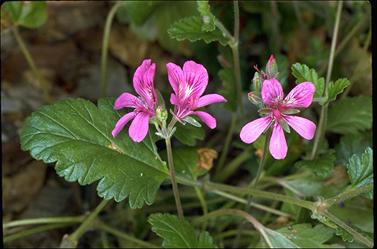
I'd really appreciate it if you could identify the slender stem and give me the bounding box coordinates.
[194,187,208,231]
[61,199,109,247]
[234,131,271,247]
[211,189,291,218]
[100,2,124,96]
[165,137,184,219]
[215,146,253,182]
[194,187,208,216]
[97,222,159,248]
[3,216,85,229]
[12,26,50,102]
[232,0,243,114]
[4,223,72,243]
[325,184,373,206]
[323,211,373,248]
[195,209,266,235]
[204,181,314,210]
[215,113,237,176]
[310,1,343,160]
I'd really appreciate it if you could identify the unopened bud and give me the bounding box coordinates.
[248,91,262,106]
[156,106,168,123]
[265,54,278,79]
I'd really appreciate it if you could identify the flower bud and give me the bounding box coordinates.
[265,54,278,79]
[156,106,168,123]
[248,91,262,106]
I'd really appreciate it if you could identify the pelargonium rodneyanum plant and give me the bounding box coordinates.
[13,1,373,248]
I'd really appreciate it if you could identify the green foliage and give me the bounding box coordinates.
[218,68,237,111]
[2,1,47,28]
[346,147,373,199]
[20,98,168,208]
[327,78,350,102]
[174,122,205,146]
[277,224,334,248]
[295,150,336,179]
[261,228,299,248]
[329,198,374,234]
[327,96,372,135]
[116,1,159,25]
[335,133,371,166]
[116,1,197,54]
[168,16,229,46]
[291,63,325,99]
[196,0,216,32]
[149,213,215,248]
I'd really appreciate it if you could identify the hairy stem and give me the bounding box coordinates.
[12,26,51,102]
[325,184,373,206]
[323,211,373,248]
[4,223,72,243]
[310,1,343,160]
[3,216,85,229]
[61,199,109,247]
[211,189,291,218]
[234,131,271,247]
[100,2,124,96]
[165,137,184,219]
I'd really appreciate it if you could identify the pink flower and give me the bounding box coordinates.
[240,78,316,160]
[166,60,226,129]
[112,59,157,142]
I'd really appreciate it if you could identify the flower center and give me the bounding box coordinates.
[272,108,282,121]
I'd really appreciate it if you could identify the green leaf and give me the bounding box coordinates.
[262,228,299,248]
[328,78,350,102]
[327,96,372,135]
[183,116,202,128]
[174,122,205,146]
[218,68,237,111]
[116,1,160,25]
[20,98,168,208]
[168,16,229,46]
[329,198,373,233]
[149,213,215,248]
[116,1,197,55]
[2,1,47,28]
[335,133,371,166]
[346,147,373,199]
[196,0,216,31]
[291,63,325,98]
[277,224,334,248]
[295,150,336,179]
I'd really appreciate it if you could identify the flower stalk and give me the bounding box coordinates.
[165,134,184,219]
[12,26,51,102]
[310,1,343,160]
[100,2,125,97]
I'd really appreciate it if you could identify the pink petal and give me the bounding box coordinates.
[112,112,136,137]
[261,78,284,106]
[133,59,157,103]
[114,92,140,110]
[284,82,315,108]
[240,117,272,144]
[193,111,216,129]
[284,115,316,140]
[183,60,208,97]
[170,93,178,105]
[196,94,227,108]
[269,123,287,160]
[166,62,184,95]
[129,112,150,142]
